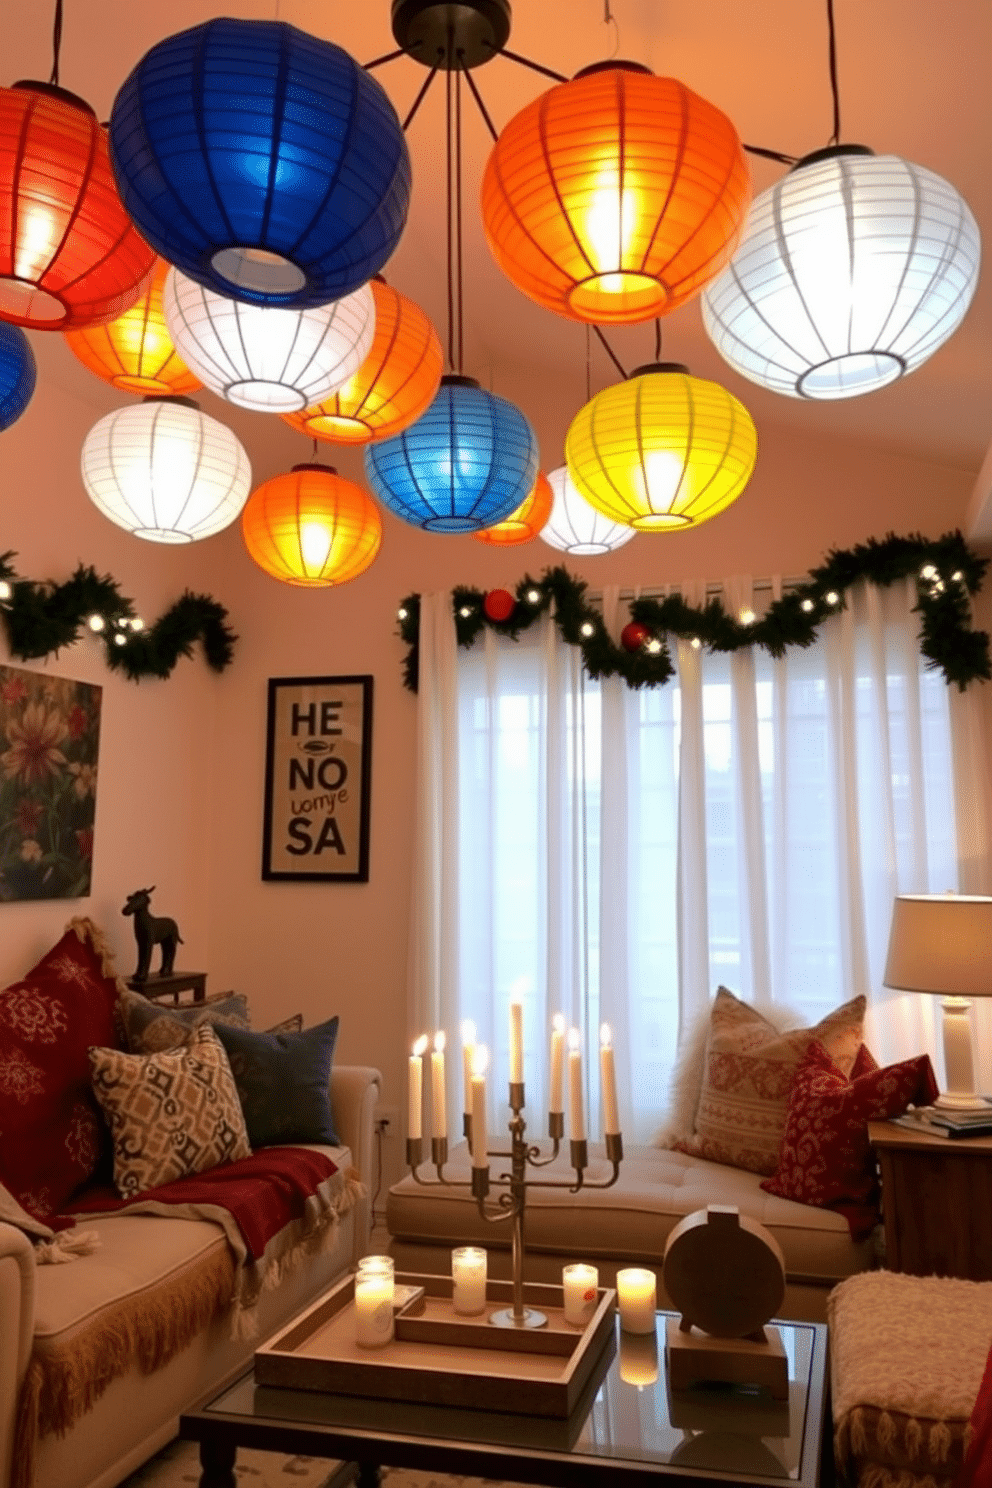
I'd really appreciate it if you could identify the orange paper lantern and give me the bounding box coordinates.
[472,470,554,546]
[481,63,751,325]
[241,464,382,587]
[64,259,202,396]
[0,83,155,330]
[281,278,442,446]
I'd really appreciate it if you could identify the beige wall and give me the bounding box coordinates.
[1,340,987,1191]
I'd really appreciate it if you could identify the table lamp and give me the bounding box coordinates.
[883,894,992,1111]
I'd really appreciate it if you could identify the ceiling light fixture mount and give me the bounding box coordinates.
[390,0,511,70]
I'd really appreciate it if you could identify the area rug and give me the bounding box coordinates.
[120,1436,527,1488]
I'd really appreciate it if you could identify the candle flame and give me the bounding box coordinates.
[412,1034,429,1057]
[434,1030,446,1053]
[471,1044,489,1077]
[552,1012,566,1033]
[600,1022,612,1049]
[461,1019,476,1046]
[567,1027,581,1052]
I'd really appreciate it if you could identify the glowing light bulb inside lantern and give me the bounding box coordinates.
[584,171,640,294]
[299,520,333,572]
[631,449,692,526]
[16,207,57,285]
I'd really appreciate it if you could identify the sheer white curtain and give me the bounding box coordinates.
[411,577,985,1142]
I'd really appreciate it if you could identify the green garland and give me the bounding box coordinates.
[0,551,237,680]
[397,531,990,693]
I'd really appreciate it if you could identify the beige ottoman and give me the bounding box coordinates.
[828,1271,992,1488]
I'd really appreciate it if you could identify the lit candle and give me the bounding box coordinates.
[509,1000,524,1085]
[549,1013,565,1114]
[354,1255,395,1348]
[561,1263,599,1327]
[600,1023,620,1136]
[461,1020,476,1115]
[619,1331,659,1388]
[431,1030,447,1138]
[567,1027,585,1141]
[451,1246,488,1315]
[617,1267,657,1335]
[470,1045,489,1168]
[408,1035,428,1140]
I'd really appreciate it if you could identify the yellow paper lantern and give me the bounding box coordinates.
[241,464,382,587]
[472,471,554,546]
[281,278,442,445]
[481,64,751,325]
[565,363,757,531]
[64,258,202,396]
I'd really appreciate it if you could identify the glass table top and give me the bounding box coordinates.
[201,1312,825,1482]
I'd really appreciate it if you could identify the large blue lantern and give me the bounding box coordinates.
[364,377,539,533]
[108,19,411,309]
[0,323,36,431]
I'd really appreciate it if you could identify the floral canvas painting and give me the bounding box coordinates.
[0,666,102,901]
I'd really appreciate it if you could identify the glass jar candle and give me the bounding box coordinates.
[561,1263,599,1327]
[354,1254,395,1347]
[616,1266,657,1335]
[451,1246,488,1315]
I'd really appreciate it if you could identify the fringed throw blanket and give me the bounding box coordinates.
[13,1147,362,1488]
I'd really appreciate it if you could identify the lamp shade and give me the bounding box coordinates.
[241,463,382,587]
[281,279,443,445]
[64,258,202,396]
[884,895,992,998]
[81,397,251,543]
[481,63,751,325]
[565,362,757,532]
[108,19,411,309]
[472,470,554,546]
[162,269,375,413]
[363,376,539,533]
[539,464,636,555]
[0,322,36,430]
[0,82,155,330]
[701,147,982,400]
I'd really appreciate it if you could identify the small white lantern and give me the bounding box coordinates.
[81,398,252,543]
[540,464,635,556]
[163,268,375,413]
[702,147,981,401]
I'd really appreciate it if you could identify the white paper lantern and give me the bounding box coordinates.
[163,268,375,413]
[81,398,252,543]
[540,464,636,556]
[702,147,981,400]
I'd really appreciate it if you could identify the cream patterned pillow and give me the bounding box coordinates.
[88,1023,251,1198]
[670,987,866,1175]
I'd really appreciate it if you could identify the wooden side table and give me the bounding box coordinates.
[869,1118,992,1280]
[126,971,207,1005]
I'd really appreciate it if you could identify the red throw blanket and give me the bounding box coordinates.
[67,1146,339,1261]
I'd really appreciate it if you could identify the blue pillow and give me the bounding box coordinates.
[212,1016,339,1148]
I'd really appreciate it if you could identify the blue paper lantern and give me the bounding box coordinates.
[108,19,411,309]
[0,323,36,431]
[364,377,539,533]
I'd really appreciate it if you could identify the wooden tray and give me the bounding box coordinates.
[255,1270,617,1418]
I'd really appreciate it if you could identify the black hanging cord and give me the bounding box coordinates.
[743,142,799,165]
[401,66,439,131]
[826,0,842,144]
[49,0,64,86]
[456,67,465,373]
[585,324,592,402]
[462,65,499,142]
[592,324,627,380]
[363,47,407,71]
[484,44,569,83]
[445,62,456,371]
[654,318,662,360]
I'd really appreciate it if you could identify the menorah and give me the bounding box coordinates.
[407,1079,623,1329]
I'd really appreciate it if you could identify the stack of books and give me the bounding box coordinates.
[891,1101,992,1139]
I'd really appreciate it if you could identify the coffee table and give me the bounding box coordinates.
[180,1310,830,1487]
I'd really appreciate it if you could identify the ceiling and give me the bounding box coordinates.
[6,0,992,524]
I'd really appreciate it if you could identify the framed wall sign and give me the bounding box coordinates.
[262,675,373,883]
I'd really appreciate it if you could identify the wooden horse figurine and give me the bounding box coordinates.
[122,887,183,982]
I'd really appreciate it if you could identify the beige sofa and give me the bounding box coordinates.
[386,1137,876,1322]
[0,1063,381,1488]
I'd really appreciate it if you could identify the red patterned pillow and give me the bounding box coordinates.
[760,1040,938,1238]
[0,919,123,1221]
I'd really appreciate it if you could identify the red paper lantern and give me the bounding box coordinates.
[621,621,650,652]
[484,588,516,622]
[0,83,155,330]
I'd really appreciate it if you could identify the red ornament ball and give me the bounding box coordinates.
[484,588,516,622]
[621,621,650,652]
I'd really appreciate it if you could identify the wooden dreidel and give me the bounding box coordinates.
[662,1205,789,1401]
